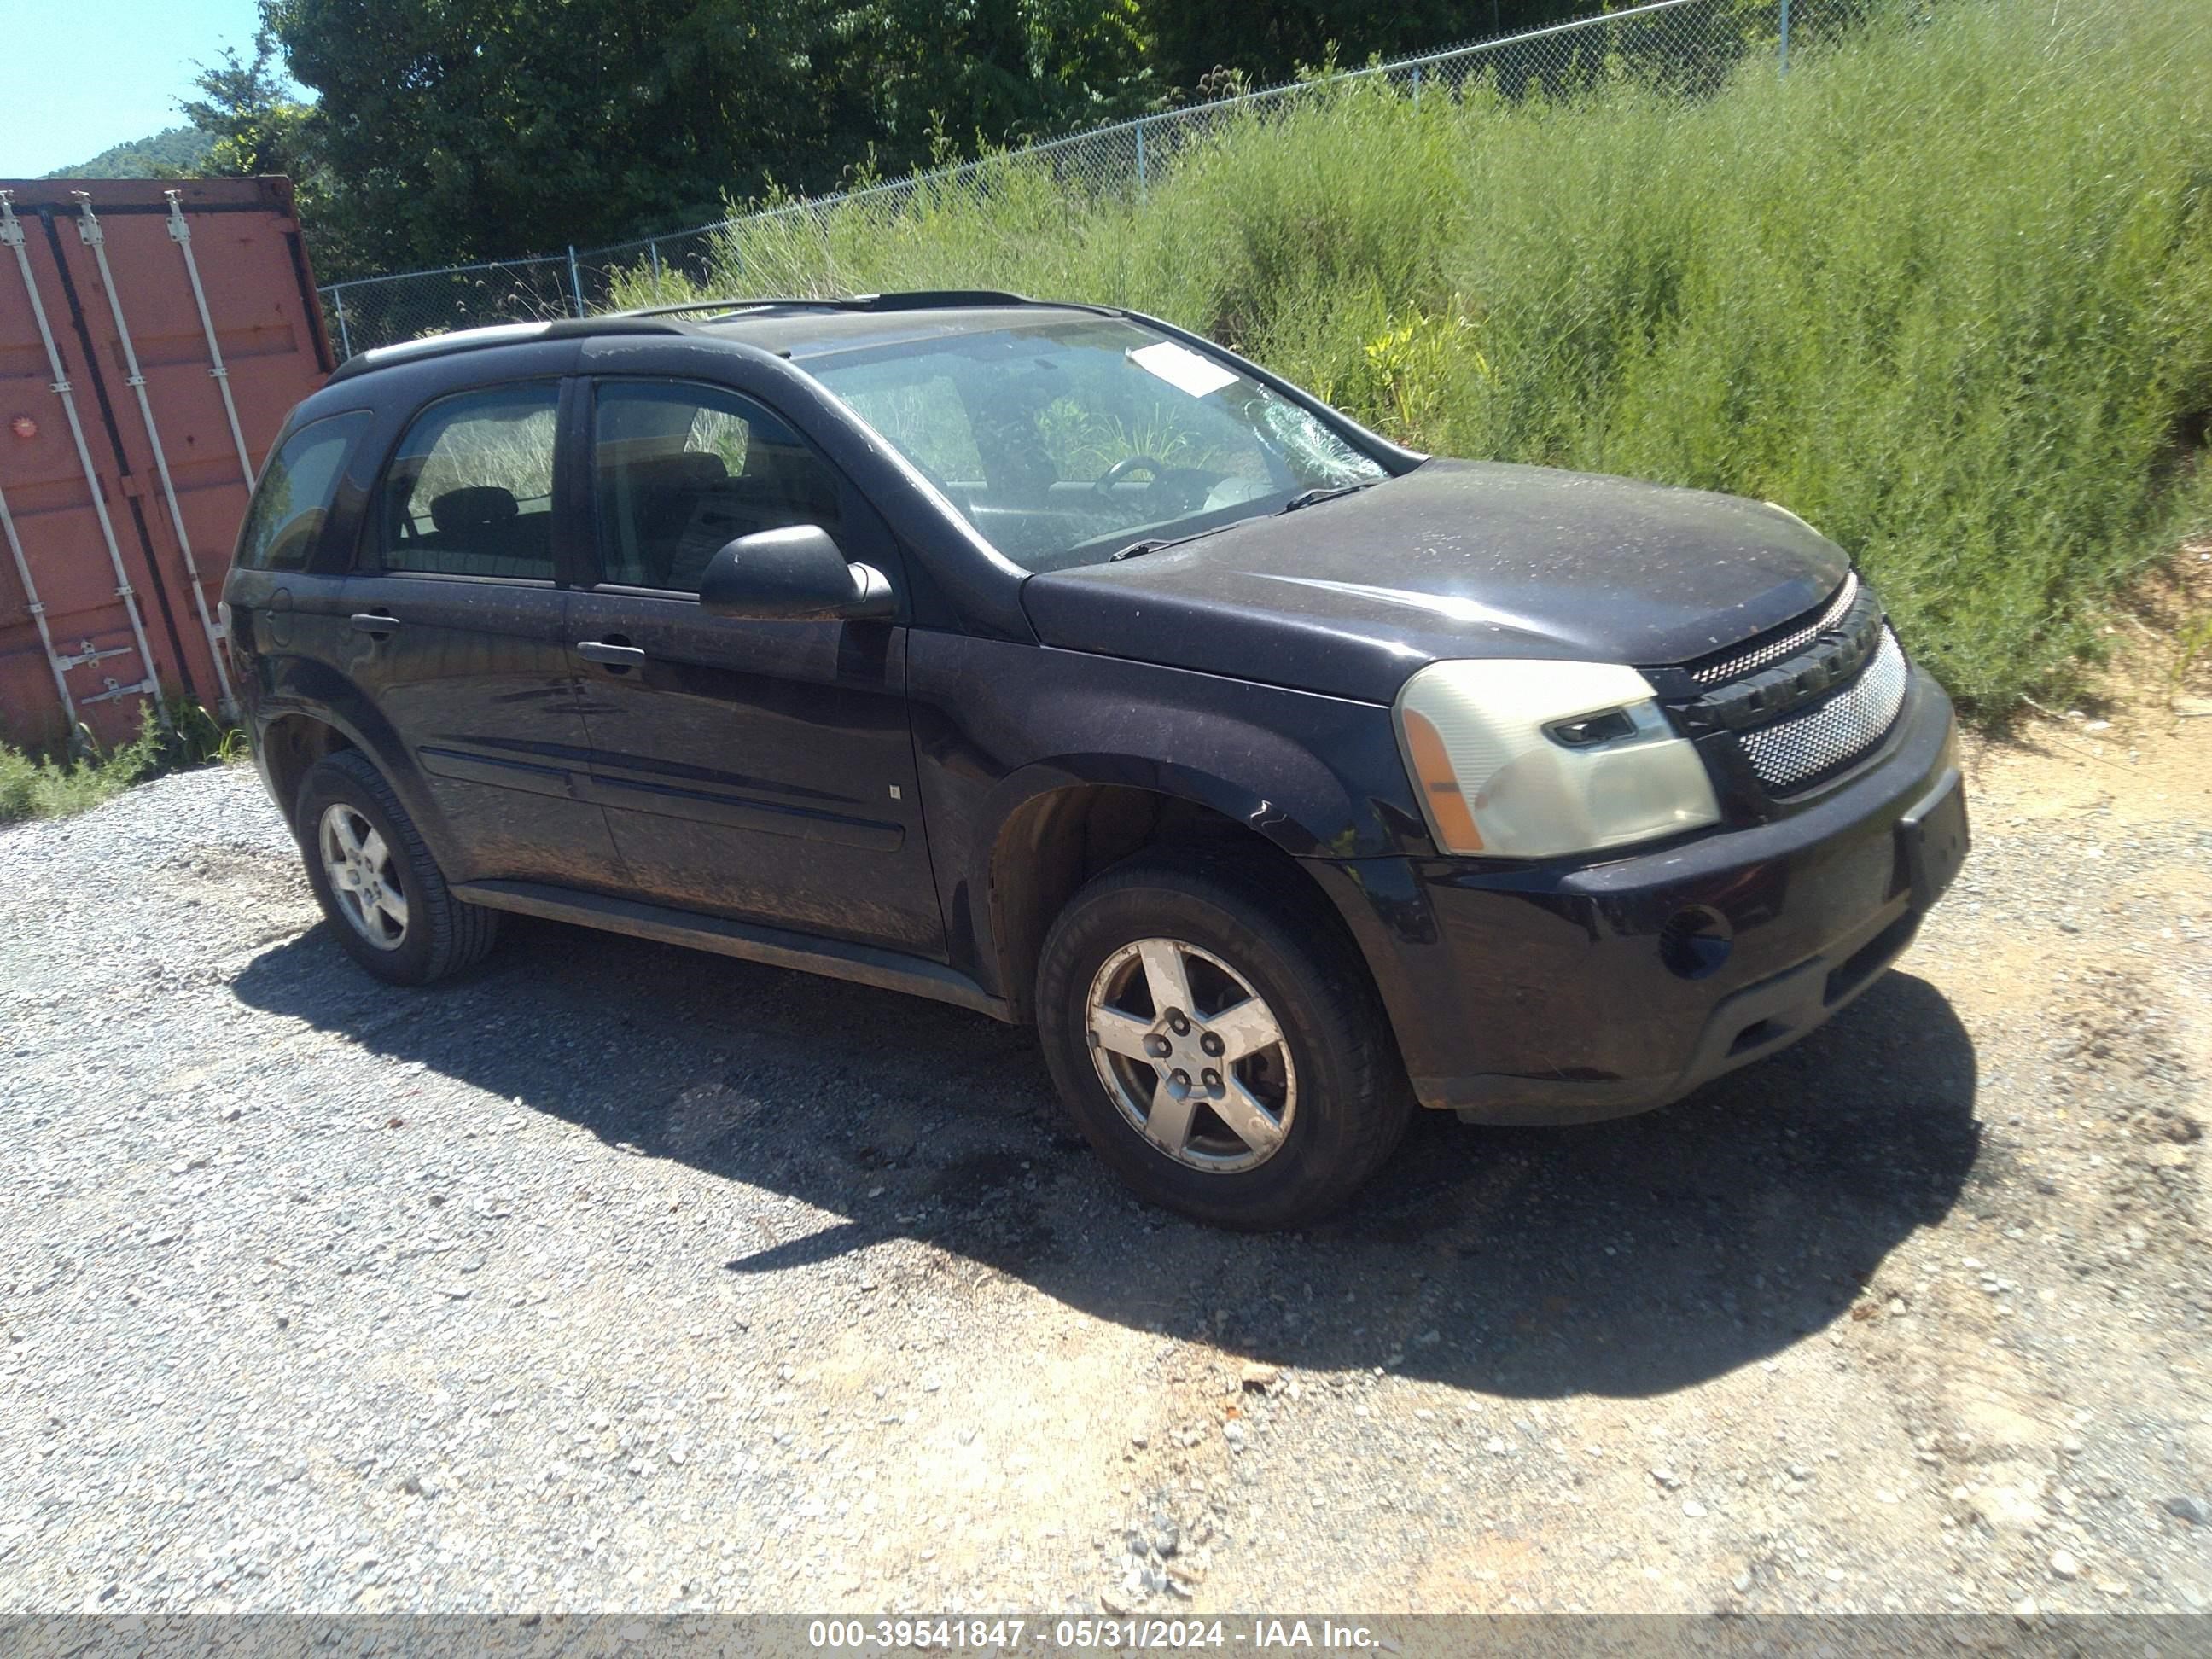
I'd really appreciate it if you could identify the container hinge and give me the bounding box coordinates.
[57,638,137,670]
[207,364,229,381]
[83,676,157,707]
[48,377,73,395]
[70,195,104,246]
[123,374,146,389]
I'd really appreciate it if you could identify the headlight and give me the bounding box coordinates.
[1394,659,1721,859]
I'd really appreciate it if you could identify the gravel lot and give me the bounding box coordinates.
[2,693,2207,1618]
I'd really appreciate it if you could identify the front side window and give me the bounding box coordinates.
[375,385,559,579]
[235,411,371,572]
[592,381,842,592]
[805,318,1385,572]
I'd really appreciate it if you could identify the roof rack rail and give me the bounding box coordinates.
[325,290,1049,381]
[610,289,1034,320]
[324,313,696,382]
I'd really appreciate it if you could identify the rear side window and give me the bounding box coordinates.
[375,384,560,579]
[235,411,371,572]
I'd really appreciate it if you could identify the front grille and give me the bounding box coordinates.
[1738,626,1909,791]
[1690,572,1859,685]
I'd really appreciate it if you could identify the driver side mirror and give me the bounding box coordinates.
[696,524,894,621]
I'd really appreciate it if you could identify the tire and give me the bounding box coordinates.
[294,748,499,986]
[1035,847,1412,1230]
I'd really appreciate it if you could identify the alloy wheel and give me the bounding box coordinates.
[317,802,409,951]
[1084,936,1297,1173]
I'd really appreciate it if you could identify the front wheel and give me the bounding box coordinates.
[1035,851,1411,1230]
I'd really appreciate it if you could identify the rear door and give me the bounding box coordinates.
[311,377,623,888]
[562,375,943,956]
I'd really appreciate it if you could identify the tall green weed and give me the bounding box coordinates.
[640,0,2212,713]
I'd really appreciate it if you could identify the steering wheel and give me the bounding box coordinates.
[1094,455,1173,498]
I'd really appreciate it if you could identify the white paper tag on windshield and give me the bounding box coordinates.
[1127,341,1239,399]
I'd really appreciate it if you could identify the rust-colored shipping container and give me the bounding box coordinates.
[0,176,334,752]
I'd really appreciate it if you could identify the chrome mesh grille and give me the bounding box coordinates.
[1739,626,1908,791]
[1691,572,1860,685]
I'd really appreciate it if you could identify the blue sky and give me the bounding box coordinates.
[5,0,271,178]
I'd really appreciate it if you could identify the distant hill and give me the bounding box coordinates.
[44,125,215,179]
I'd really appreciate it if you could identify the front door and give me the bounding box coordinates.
[313,379,623,888]
[564,377,942,956]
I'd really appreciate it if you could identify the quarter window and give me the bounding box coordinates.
[593,381,842,592]
[376,385,559,579]
[235,411,370,572]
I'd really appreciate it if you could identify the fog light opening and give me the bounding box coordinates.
[1659,905,1733,980]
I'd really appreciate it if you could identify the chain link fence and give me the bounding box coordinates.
[320,0,1866,356]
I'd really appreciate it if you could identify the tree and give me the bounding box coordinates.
[259,0,1155,275]
[1149,0,1590,100]
[178,31,365,274]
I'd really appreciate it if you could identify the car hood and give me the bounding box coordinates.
[1018,458,1851,704]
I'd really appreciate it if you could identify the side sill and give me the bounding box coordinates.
[451,879,1016,1023]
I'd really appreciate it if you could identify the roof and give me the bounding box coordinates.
[323,291,1121,384]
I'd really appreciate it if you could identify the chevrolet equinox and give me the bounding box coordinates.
[221,292,1970,1228]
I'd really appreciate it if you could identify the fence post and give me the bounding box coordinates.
[1778,0,1791,75]
[567,245,585,317]
[1135,119,1148,203]
[1412,64,1423,106]
[332,284,353,358]
[649,238,663,300]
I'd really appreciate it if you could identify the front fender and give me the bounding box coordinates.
[906,630,1431,994]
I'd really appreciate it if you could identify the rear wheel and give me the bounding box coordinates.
[1036,851,1410,1230]
[294,748,498,986]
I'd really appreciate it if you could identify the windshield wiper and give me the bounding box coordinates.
[1107,522,1239,562]
[1278,481,1376,515]
[1108,484,1377,562]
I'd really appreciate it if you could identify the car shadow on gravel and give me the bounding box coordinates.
[233,917,1979,1399]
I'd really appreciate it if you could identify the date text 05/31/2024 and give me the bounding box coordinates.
[807,1621,1384,1650]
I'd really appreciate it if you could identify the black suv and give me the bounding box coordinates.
[222,292,1967,1229]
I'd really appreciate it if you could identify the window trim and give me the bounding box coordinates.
[234,409,375,574]
[577,375,882,604]
[355,376,567,585]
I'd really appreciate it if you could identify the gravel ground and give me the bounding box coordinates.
[1,697,2206,1618]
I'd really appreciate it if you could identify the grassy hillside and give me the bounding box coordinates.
[621,0,2212,715]
[44,125,214,179]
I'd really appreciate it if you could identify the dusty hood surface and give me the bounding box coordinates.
[1019,458,1852,704]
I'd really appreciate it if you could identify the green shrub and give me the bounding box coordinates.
[0,712,164,825]
[0,699,247,826]
[661,0,2212,716]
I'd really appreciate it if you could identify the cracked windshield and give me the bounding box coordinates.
[809,318,1385,572]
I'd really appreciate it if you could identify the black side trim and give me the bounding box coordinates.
[452,879,1011,1021]
[583,773,903,849]
[417,745,580,800]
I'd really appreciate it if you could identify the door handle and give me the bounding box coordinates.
[350,612,400,637]
[576,640,648,667]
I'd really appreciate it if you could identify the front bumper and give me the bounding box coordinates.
[1307,667,1965,1123]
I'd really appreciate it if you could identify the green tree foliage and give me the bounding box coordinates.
[259,0,1158,276]
[43,126,214,179]
[179,32,319,181]
[1150,0,1586,100]
[177,30,367,276]
[254,0,1610,277]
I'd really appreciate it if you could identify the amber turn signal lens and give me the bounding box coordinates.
[1400,705,1484,853]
